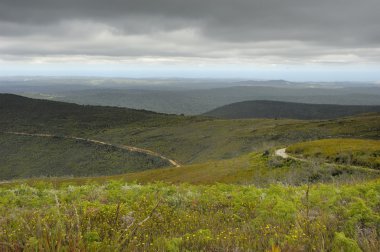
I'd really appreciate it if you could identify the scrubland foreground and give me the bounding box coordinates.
[1,180,379,251]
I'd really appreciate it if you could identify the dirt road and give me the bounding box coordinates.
[2,131,181,167]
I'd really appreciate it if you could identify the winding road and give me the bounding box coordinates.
[2,131,181,168]
[275,147,380,174]
[3,130,379,178]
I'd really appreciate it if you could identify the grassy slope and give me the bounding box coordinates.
[93,113,380,164]
[287,138,380,169]
[120,152,380,186]
[0,94,194,179]
[2,94,380,165]
[6,151,380,187]
[1,94,380,180]
[0,133,169,180]
[204,100,380,120]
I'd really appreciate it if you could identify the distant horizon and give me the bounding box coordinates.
[0,74,380,84]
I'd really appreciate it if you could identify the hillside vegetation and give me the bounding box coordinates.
[0,133,169,180]
[5,149,380,188]
[1,181,380,251]
[0,93,190,135]
[94,113,380,164]
[287,139,380,169]
[1,94,380,169]
[204,100,380,120]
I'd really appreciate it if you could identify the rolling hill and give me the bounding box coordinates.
[0,94,185,180]
[0,93,193,134]
[16,150,379,187]
[287,138,380,169]
[0,133,170,180]
[204,100,380,119]
[1,94,380,180]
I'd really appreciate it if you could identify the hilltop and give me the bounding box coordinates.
[0,93,182,134]
[204,100,380,120]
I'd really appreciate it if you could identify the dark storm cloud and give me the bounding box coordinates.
[0,0,379,63]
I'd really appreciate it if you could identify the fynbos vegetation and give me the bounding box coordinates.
[1,181,380,251]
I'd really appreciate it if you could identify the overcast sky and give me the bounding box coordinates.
[0,0,380,80]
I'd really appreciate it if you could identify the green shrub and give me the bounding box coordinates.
[332,232,362,252]
[1,181,379,251]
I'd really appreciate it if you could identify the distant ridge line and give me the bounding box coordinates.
[203,100,380,120]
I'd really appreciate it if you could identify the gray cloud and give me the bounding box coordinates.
[0,0,380,64]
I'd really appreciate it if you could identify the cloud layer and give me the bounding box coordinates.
[1,0,380,67]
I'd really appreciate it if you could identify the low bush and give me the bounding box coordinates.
[1,181,380,251]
